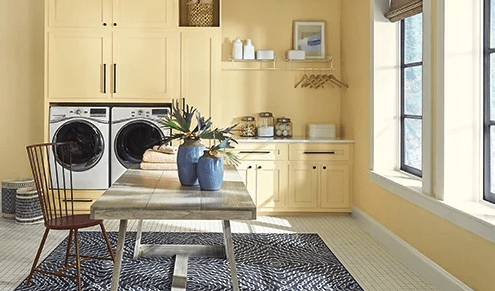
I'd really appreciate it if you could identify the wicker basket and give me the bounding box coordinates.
[188,3,213,27]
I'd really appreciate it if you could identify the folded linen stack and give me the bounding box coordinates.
[140,145,178,170]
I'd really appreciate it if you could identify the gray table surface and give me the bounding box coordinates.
[90,165,257,221]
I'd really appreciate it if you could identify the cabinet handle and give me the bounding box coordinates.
[113,64,117,93]
[257,166,262,169]
[323,166,327,170]
[304,151,335,154]
[247,165,252,169]
[113,23,117,26]
[62,199,93,203]
[239,151,270,154]
[313,166,317,169]
[103,64,106,93]
[103,23,107,26]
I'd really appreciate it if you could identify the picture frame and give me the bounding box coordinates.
[293,21,326,59]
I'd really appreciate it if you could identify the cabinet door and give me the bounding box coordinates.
[180,29,220,117]
[47,30,111,100]
[320,164,350,209]
[113,0,176,28]
[48,0,111,27]
[112,30,179,101]
[288,162,318,209]
[237,161,257,204]
[256,161,288,210]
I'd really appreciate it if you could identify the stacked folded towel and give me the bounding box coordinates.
[140,145,178,170]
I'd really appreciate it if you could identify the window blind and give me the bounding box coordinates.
[385,0,423,22]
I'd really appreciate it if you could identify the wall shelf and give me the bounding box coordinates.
[223,57,279,71]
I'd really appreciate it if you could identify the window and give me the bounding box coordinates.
[400,13,423,177]
[484,0,495,203]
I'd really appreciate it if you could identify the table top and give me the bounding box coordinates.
[90,165,256,221]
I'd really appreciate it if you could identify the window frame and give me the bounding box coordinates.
[484,0,495,203]
[400,16,423,177]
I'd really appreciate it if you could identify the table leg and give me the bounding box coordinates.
[222,220,239,291]
[111,219,128,291]
[133,219,143,259]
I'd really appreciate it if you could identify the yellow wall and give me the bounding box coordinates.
[341,1,495,291]
[213,0,342,137]
[0,0,44,183]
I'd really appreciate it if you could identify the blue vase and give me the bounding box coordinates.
[197,150,224,191]
[177,139,205,186]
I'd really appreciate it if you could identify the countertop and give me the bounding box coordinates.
[234,136,354,143]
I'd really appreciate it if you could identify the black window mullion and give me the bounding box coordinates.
[484,0,495,203]
[400,16,422,177]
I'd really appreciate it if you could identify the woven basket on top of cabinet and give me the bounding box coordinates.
[188,3,213,26]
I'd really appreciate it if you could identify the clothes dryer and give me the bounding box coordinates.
[110,106,170,184]
[49,106,110,189]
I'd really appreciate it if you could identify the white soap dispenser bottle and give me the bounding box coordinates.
[232,37,243,60]
[243,39,255,60]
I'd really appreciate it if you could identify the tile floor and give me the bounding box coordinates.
[0,214,438,291]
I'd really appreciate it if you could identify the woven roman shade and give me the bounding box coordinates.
[385,0,423,22]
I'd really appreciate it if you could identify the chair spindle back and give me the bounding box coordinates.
[26,142,75,222]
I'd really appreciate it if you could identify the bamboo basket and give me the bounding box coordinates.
[188,3,213,27]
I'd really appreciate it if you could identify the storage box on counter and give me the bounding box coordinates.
[307,123,336,139]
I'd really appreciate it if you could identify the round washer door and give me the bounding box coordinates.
[52,120,105,172]
[115,120,164,168]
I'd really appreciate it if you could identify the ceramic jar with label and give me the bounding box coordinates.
[275,117,292,137]
[240,116,256,137]
[257,112,274,137]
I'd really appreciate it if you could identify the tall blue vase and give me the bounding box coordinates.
[177,139,205,186]
[197,150,224,191]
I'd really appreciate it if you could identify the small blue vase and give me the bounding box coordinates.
[197,150,224,191]
[177,139,205,186]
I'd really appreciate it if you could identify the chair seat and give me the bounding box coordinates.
[45,214,102,230]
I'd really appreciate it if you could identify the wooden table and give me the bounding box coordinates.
[90,165,256,291]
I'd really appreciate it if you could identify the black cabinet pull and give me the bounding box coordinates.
[113,64,117,93]
[103,64,106,93]
[62,199,93,203]
[323,166,327,170]
[239,151,270,154]
[304,151,335,155]
[313,166,317,169]
[247,165,252,169]
[257,166,262,169]
[103,23,107,26]
[113,23,117,26]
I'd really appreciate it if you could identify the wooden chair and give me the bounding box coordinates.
[25,142,115,291]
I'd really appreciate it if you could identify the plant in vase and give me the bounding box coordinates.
[160,101,237,186]
[197,136,239,191]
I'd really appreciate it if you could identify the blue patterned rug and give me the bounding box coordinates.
[15,232,363,291]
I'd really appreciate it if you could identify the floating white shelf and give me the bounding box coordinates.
[223,56,279,71]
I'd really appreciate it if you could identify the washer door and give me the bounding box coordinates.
[115,120,164,168]
[52,120,105,172]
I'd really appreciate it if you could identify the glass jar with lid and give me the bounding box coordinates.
[240,116,256,137]
[275,117,292,137]
[257,112,274,137]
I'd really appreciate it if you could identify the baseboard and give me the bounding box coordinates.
[351,206,473,291]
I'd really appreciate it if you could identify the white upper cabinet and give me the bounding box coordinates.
[47,0,177,28]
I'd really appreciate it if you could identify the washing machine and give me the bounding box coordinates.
[49,106,110,189]
[110,106,170,184]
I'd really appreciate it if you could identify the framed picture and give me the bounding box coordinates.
[293,21,325,59]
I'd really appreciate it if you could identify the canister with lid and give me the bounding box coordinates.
[257,112,274,137]
[240,116,256,137]
[275,117,292,137]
